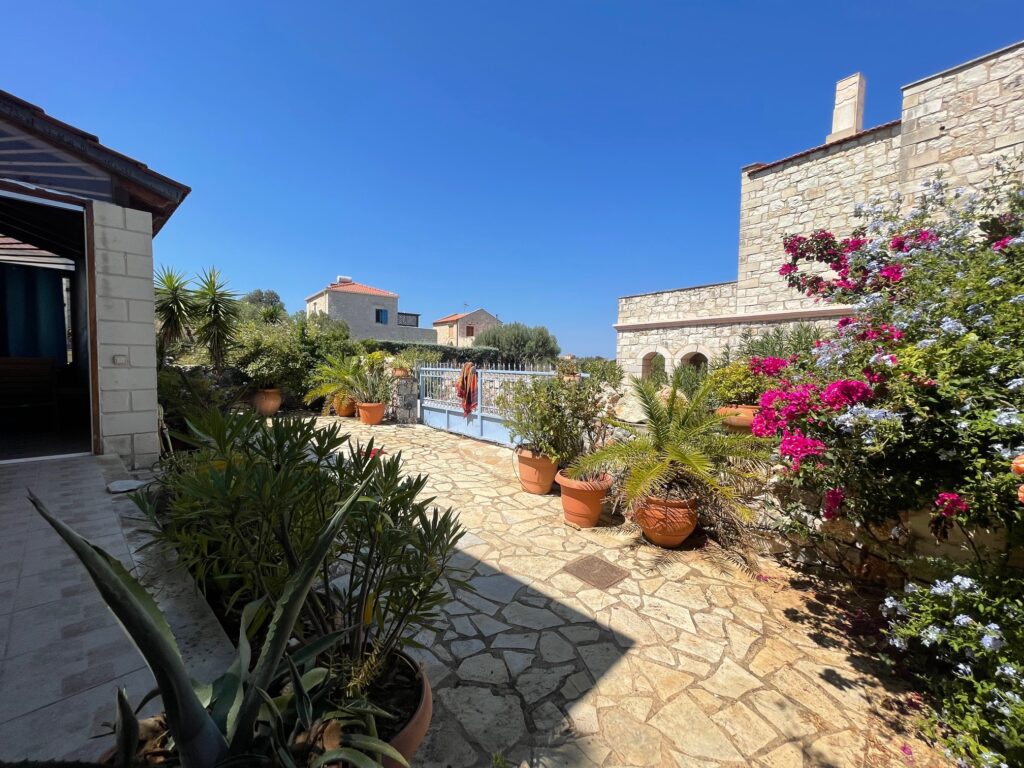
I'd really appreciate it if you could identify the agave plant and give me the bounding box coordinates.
[347,361,395,406]
[194,267,240,371]
[305,355,364,414]
[27,481,407,768]
[154,266,199,365]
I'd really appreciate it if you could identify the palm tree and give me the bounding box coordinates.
[193,268,240,371]
[154,266,198,365]
[304,355,363,413]
[571,366,768,510]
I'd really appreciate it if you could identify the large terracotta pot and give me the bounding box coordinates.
[716,404,757,431]
[357,402,386,425]
[515,448,558,494]
[556,471,612,528]
[252,388,283,417]
[634,497,699,548]
[393,366,412,379]
[384,654,433,768]
[333,395,356,417]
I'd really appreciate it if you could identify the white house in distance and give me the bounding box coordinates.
[433,308,501,347]
[305,275,437,343]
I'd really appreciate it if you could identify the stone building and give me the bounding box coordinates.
[616,40,1024,377]
[0,88,189,468]
[305,275,436,343]
[433,308,501,347]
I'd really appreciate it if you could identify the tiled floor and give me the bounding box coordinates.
[0,455,232,762]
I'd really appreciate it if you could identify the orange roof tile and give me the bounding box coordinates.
[322,280,397,298]
[433,311,468,325]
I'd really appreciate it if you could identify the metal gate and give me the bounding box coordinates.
[418,365,555,446]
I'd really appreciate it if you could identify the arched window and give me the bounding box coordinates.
[641,352,668,385]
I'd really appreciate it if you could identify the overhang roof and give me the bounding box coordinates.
[433,311,468,325]
[0,89,190,234]
[306,279,398,302]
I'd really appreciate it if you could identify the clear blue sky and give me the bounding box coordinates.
[1,3,1020,356]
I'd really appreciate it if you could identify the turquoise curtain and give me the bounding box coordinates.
[0,263,66,360]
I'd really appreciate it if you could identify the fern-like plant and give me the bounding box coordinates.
[571,367,769,510]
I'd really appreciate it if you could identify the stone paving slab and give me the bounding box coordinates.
[326,419,947,768]
[0,455,233,762]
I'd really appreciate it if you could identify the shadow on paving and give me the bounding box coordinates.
[777,574,926,754]
[410,552,633,768]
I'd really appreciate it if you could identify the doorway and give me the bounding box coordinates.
[0,191,91,461]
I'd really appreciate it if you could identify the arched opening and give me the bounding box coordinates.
[641,351,668,385]
[685,352,709,369]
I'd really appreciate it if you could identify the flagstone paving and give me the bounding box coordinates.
[327,418,946,768]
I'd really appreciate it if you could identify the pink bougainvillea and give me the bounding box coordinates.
[823,487,845,520]
[934,492,969,518]
[779,430,826,471]
[993,236,1014,251]
[749,356,790,377]
[820,379,874,410]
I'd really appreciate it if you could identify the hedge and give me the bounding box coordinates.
[358,339,503,366]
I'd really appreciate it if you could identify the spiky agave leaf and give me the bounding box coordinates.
[28,492,227,768]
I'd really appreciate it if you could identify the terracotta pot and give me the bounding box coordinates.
[393,366,412,379]
[716,404,757,431]
[384,654,433,768]
[252,388,283,417]
[357,402,386,425]
[333,395,356,417]
[556,471,612,528]
[634,496,699,548]
[515,447,558,494]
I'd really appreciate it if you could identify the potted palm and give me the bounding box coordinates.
[349,357,396,425]
[571,368,769,547]
[305,354,362,417]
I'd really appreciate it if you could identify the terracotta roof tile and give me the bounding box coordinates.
[323,280,397,298]
[433,311,468,325]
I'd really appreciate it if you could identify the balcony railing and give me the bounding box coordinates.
[396,312,420,327]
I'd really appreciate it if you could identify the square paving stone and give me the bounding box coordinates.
[561,555,629,590]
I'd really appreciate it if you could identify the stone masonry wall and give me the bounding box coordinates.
[617,41,1024,376]
[93,201,159,469]
[312,292,437,344]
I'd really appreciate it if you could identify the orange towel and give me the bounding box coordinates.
[454,363,478,416]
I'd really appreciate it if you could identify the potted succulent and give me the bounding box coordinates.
[305,354,363,417]
[133,411,467,767]
[26,482,409,768]
[349,356,396,425]
[573,369,769,547]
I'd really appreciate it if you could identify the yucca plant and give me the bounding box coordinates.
[194,267,240,371]
[154,266,199,366]
[347,362,395,405]
[27,481,407,768]
[305,355,364,414]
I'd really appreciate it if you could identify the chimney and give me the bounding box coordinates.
[826,73,865,143]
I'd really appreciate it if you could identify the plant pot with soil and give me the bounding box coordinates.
[516,447,559,494]
[715,404,758,430]
[305,354,363,418]
[556,471,613,527]
[572,368,770,549]
[252,386,283,416]
[333,395,356,417]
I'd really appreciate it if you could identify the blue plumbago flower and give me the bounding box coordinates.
[1010,295,1024,305]
[951,574,978,590]
[955,662,973,677]
[889,636,907,650]
[988,276,1006,287]
[904,582,919,593]
[994,408,1022,427]
[1009,378,1024,391]
[986,622,1002,633]
[966,303,985,315]
[996,664,1017,679]
[920,625,945,646]
[931,580,954,596]
[989,365,1001,375]
[993,443,1014,460]
[953,614,974,627]
[957,420,970,431]
[982,626,1005,652]
[976,314,994,325]
[881,596,908,617]
[916,338,937,349]
[940,317,967,336]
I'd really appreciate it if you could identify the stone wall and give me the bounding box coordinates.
[392,375,419,423]
[93,201,159,469]
[616,41,1024,376]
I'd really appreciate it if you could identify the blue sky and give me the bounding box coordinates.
[1,3,1020,356]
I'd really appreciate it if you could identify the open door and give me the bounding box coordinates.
[0,190,91,462]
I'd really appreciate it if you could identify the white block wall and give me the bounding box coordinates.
[92,201,159,468]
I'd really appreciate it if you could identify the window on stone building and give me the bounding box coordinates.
[375,308,388,325]
[466,325,475,337]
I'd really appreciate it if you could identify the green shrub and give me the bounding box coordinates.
[472,322,560,364]
[705,361,765,406]
[496,375,610,466]
[360,339,502,366]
